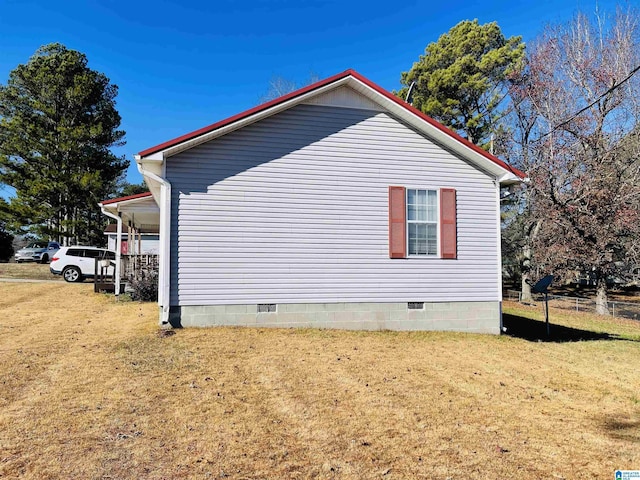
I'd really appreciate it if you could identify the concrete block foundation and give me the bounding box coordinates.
[167,301,501,334]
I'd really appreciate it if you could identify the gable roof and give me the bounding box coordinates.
[137,69,525,182]
[99,191,153,206]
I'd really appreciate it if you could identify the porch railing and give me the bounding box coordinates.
[94,254,159,294]
[121,254,159,281]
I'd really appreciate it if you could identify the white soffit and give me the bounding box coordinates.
[101,195,159,212]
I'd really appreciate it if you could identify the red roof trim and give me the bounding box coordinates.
[100,191,152,205]
[138,69,525,179]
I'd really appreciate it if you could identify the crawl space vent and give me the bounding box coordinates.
[258,304,277,313]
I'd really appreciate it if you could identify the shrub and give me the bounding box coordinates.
[129,269,158,302]
[0,230,14,262]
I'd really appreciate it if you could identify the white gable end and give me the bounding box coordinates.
[302,85,384,111]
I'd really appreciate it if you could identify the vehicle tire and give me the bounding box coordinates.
[41,254,49,264]
[62,266,83,283]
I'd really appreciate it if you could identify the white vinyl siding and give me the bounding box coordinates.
[166,101,499,306]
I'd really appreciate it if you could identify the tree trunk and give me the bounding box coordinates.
[63,210,68,247]
[521,271,533,302]
[520,220,541,303]
[595,277,610,315]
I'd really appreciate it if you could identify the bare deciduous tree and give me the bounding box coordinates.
[511,8,640,314]
[259,71,320,103]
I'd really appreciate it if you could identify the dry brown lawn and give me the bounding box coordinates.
[0,262,62,281]
[1,283,639,479]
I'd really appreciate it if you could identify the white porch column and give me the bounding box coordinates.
[100,206,122,298]
[115,214,122,296]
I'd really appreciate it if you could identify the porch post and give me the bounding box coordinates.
[115,213,122,297]
[100,204,122,297]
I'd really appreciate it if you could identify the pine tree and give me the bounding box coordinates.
[397,20,524,148]
[0,43,127,245]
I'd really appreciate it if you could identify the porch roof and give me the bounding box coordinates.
[99,192,160,228]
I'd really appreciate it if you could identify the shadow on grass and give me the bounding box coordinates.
[601,414,640,443]
[503,313,634,343]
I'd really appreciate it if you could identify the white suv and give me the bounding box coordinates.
[50,246,115,283]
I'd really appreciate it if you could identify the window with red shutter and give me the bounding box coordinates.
[388,186,457,259]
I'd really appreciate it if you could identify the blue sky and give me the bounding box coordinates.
[0,0,625,192]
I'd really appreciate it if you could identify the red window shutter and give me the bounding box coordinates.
[389,186,406,259]
[440,188,457,259]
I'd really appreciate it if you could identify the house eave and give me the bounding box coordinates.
[497,172,526,186]
[99,191,155,207]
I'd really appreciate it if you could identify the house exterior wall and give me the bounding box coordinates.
[165,101,501,331]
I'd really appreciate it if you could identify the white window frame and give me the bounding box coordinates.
[406,188,439,257]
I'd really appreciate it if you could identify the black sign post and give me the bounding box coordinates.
[531,275,554,337]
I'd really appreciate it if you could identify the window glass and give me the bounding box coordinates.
[84,249,102,259]
[427,190,437,222]
[427,224,437,255]
[67,249,83,257]
[407,189,438,256]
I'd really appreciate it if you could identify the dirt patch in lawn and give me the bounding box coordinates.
[0,287,639,479]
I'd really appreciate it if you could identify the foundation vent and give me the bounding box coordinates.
[258,304,277,313]
[408,302,424,310]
